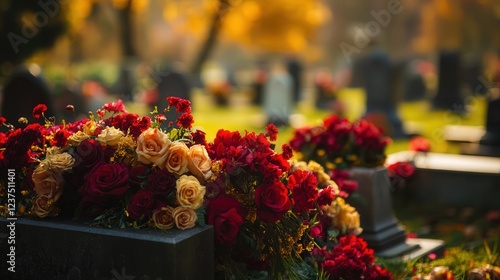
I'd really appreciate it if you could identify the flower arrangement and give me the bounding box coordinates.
[202,122,391,279]
[0,98,394,279]
[290,114,391,170]
[0,97,210,230]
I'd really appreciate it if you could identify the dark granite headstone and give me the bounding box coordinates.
[403,60,427,101]
[480,96,500,147]
[348,167,420,257]
[361,50,407,138]
[1,66,56,128]
[0,217,214,280]
[432,51,465,113]
[286,58,303,103]
[156,67,192,126]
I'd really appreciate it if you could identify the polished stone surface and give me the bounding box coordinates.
[0,217,213,280]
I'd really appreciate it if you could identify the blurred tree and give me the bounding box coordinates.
[0,0,68,65]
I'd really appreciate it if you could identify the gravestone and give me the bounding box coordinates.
[362,49,407,138]
[251,67,268,106]
[479,96,500,147]
[403,60,427,101]
[263,65,294,127]
[286,58,303,103]
[0,66,56,128]
[432,51,465,113]
[156,67,192,126]
[314,69,336,110]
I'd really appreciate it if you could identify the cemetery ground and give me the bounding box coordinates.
[131,86,499,248]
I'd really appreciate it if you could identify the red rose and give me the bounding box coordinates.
[387,161,415,178]
[309,223,323,238]
[32,104,48,119]
[409,136,431,152]
[207,194,247,247]
[73,139,104,169]
[145,168,176,198]
[254,181,291,223]
[288,170,318,213]
[127,190,162,220]
[129,164,150,187]
[78,162,129,207]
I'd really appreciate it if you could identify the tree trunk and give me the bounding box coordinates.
[190,0,231,76]
[120,0,135,58]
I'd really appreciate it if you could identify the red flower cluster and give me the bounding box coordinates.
[289,114,390,168]
[1,98,208,230]
[314,235,393,280]
[409,136,431,153]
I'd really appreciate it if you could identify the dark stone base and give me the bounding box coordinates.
[0,217,213,280]
[387,151,500,209]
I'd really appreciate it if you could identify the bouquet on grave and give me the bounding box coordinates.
[203,123,392,279]
[0,97,211,231]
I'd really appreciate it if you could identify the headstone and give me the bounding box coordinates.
[286,58,303,103]
[479,95,500,147]
[0,65,56,128]
[251,67,268,106]
[263,64,294,127]
[361,49,407,138]
[314,69,336,110]
[432,51,465,113]
[403,60,427,101]
[156,67,192,125]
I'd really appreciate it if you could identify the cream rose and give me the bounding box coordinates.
[187,144,212,183]
[176,175,206,209]
[97,126,124,146]
[44,152,75,172]
[165,142,189,176]
[32,164,64,201]
[136,128,171,166]
[152,206,175,230]
[172,206,197,230]
[32,195,58,218]
[68,131,90,146]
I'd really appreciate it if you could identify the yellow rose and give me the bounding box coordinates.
[83,120,98,135]
[172,206,197,230]
[32,164,64,201]
[325,198,362,235]
[176,175,206,209]
[97,126,124,146]
[187,144,212,183]
[136,128,171,166]
[152,206,175,230]
[44,152,75,172]
[68,131,90,146]
[32,195,59,218]
[165,142,189,176]
[46,146,63,157]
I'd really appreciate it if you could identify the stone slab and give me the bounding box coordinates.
[0,217,213,280]
[387,151,500,209]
